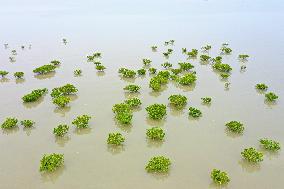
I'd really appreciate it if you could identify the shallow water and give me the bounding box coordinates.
[0,0,284,188]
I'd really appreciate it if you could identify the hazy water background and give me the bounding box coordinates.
[0,0,284,188]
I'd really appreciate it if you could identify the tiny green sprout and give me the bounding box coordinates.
[124,98,142,108]
[22,88,48,102]
[169,39,175,44]
[164,41,170,46]
[241,147,263,163]
[188,107,202,118]
[161,62,172,69]
[179,62,194,71]
[50,60,61,66]
[53,124,69,137]
[148,67,157,74]
[123,84,141,92]
[96,65,106,71]
[239,54,249,60]
[51,84,78,98]
[74,69,82,76]
[112,103,131,114]
[107,132,125,145]
[182,48,187,53]
[53,96,70,107]
[201,45,212,51]
[40,153,64,172]
[146,127,165,140]
[115,112,133,124]
[118,68,136,78]
[145,156,171,173]
[33,64,56,74]
[225,121,244,133]
[163,52,170,57]
[213,62,232,72]
[211,169,230,185]
[93,52,101,58]
[212,56,222,63]
[201,97,211,104]
[187,49,198,58]
[220,73,230,79]
[200,54,211,61]
[87,55,95,62]
[220,45,232,54]
[0,70,9,77]
[259,138,281,151]
[14,72,24,79]
[151,46,157,50]
[143,59,152,66]
[93,61,101,66]
[72,115,91,128]
[167,48,173,54]
[255,83,268,90]
[20,120,35,128]
[265,92,278,101]
[137,68,146,75]
[171,68,182,75]
[1,117,18,129]
[168,94,187,108]
[146,104,167,120]
[179,73,197,85]
[11,49,17,55]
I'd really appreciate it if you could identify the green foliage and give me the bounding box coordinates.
[74,69,82,76]
[213,62,232,72]
[51,84,78,98]
[143,59,152,66]
[255,83,268,90]
[33,64,56,74]
[225,121,244,133]
[72,115,91,128]
[87,52,101,61]
[20,120,35,128]
[171,68,182,75]
[211,169,230,185]
[179,73,197,85]
[14,72,24,78]
[39,153,64,172]
[212,56,222,63]
[50,60,61,66]
[151,46,157,50]
[200,54,211,61]
[201,45,212,51]
[187,49,198,58]
[0,70,9,77]
[259,138,281,151]
[220,73,230,79]
[146,127,165,140]
[241,147,263,163]
[137,69,146,75]
[167,48,173,54]
[221,45,232,54]
[188,107,202,118]
[179,62,194,71]
[124,98,142,108]
[265,92,278,101]
[93,61,101,66]
[115,112,133,124]
[145,156,171,173]
[123,84,140,92]
[112,103,133,124]
[149,77,162,91]
[112,103,131,114]
[107,132,125,145]
[146,104,167,120]
[53,124,69,136]
[1,117,18,129]
[163,52,170,57]
[118,68,136,78]
[22,88,48,102]
[96,65,106,71]
[239,54,249,60]
[161,62,172,69]
[157,71,170,79]
[168,94,187,108]
[53,96,70,107]
[201,97,212,104]
[148,67,157,74]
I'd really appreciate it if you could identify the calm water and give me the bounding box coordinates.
[0,0,284,188]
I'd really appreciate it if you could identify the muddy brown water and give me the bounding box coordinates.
[0,0,284,188]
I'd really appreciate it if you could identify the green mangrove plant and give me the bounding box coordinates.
[265,92,278,101]
[259,138,281,151]
[51,84,78,98]
[182,48,187,54]
[146,104,167,119]
[151,46,157,51]
[0,70,9,77]
[201,45,212,51]
[225,121,244,133]
[107,132,125,145]
[96,65,106,71]
[238,54,249,60]
[112,103,133,124]
[161,62,172,69]
[146,127,165,140]
[53,124,69,137]
[50,60,61,66]
[39,153,64,172]
[118,68,136,78]
[241,147,263,163]
[148,67,157,74]
[137,68,146,75]
[171,68,182,75]
[20,120,35,128]
[200,54,211,62]
[145,156,171,173]
[178,73,197,85]
[213,62,232,72]
[1,117,18,129]
[74,69,82,76]
[210,169,230,185]
[255,83,268,91]
[201,97,212,104]
[124,98,142,108]
[143,59,152,66]
[33,64,56,74]
[178,62,194,71]
[188,107,202,118]
[22,88,48,102]
[187,49,198,58]
[123,84,141,92]
[53,96,71,107]
[14,72,24,79]
[168,94,187,108]
[72,115,91,128]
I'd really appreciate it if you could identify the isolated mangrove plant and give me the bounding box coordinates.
[123,84,141,93]
[179,73,197,85]
[96,65,106,71]
[137,68,146,75]
[200,54,211,62]
[210,169,230,185]
[220,73,230,79]
[148,67,157,74]
[74,69,82,76]
[151,46,157,51]
[0,70,9,77]
[112,103,133,124]
[187,49,198,58]
[33,64,56,74]
[118,68,136,78]
[238,54,249,60]
[161,62,172,69]
[146,104,167,120]
[124,98,142,108]
[1,117,18,129]
[179,62,194,71]
[255,83,268,91]
[107,132,125,145]
[182,48,187,53]
[220,45,232,54]
[201,45,212,52]
[51,84,78,98]
[39,153,64,172]
[72,115,91,128]
[14,72,24,79]
[53,124,69,137]
[50,60,61,66]
[259,138,281,151]
[143,59,152,66]
[20,120,35,128]
[241,147,263,163]
[171,68,182,75]
[265,92,278,101]
[168,94,187,108]
[201,97,212,104]
[53,96,71,107]
[225,121,244,133]
[22,88,48,102]
[146,127,165,140]
[188,107,202,118]
[145,156,171,173]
